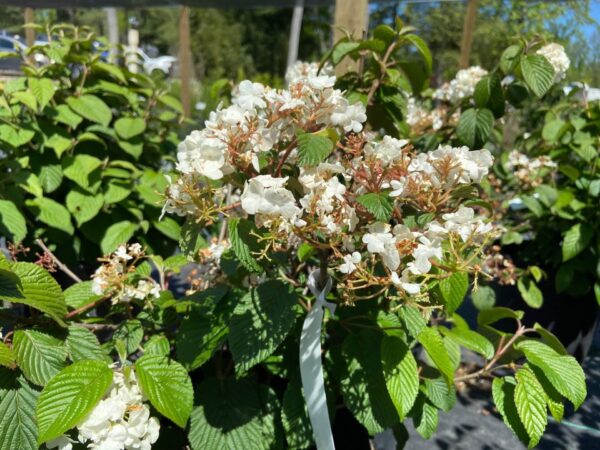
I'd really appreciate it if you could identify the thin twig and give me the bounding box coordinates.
[65,296,110,319]
[35,239,82,283]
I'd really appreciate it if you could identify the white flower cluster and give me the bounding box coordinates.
[433,66,488,103]
[285,61,334,85]
[47,368,160,450]
[188,239,229,292]
[405,97,444,131]
[175,68,365,184]
[536,43,570,80]
[92,244,160,305]
[167,71,496,301]
[506,150,556,186]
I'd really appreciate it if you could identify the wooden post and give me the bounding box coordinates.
[24,7,35,47]
[179,7,192,118]
[333,0,369,75]
[459,0,478,69]
[105,7,119,63]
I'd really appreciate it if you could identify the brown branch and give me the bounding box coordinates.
[35,239,82,283]
[275,138,298,176]
[65,295,111,319]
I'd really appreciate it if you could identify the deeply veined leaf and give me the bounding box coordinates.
[357,192,393,222]
[26,197,74,235]
[404,34,432,74]
[517,277,543,308]
[492,377,530,444]
[135,355,193,428]
[411,393,439,439]
[471,285,496,310]
[381,335,419,420]
[515,339,586,408]
[1,262,67,324]
[457,108,494,148]
[28,78,55,110]
[227,218,263,273]
[66,326,108,362]
[13,329,67,386]
[229,280,298,373]
[177,310,228,370]
[62,154,103,191]
[281,376,313,450]
[514,367,548,448]
[66,95,112,126]
[296,132,334,166]
[0,379,39,450]
[66,189,104,226]
[0,199,27,243]
[477,307,523,326]
[562,223,592,261]
[521,54,554,97]
[188,378,280,450]
[36,360,112,445]
[113,320,143,356]
[424,378,456,412]
[417,327,454,385]
[438,271,468,315]
[440,327,494,359]
[63,281,102,309]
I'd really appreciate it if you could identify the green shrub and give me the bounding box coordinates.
[0,24,183,269]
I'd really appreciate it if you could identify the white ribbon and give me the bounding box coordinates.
[300,269,336,450]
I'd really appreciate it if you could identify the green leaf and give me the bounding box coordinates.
[457,108,494,148]
[104,180,131,204]
[0,342,15,368]
[114,117,146,139]
[514,367,548,448]
[62,154,103,191]
[177,310,228,370]
[438,271,468,314]
[66,95,112,126]
[412,393,439,439]
[66,189,104,226]
[93,61,126,83]
[404,34,432,75]
[473,73,505,117]
[517,277,543,308]
[12,91,37,111]
[341,331,399,434]
[153,217,181,241]
[417,327,454,385]
[36,360,112,445]
[492,377,530,444]
[66,326,108,362]
[29,78,55,110]
[0,379,39,450]
[26,197,74,235]
[515,340,586,409]
[49,104,82,128]
[228,218,263,273]
[0,200,27,243]
[100,220,138,254]
[441,326,494,359]
[500,44,522,74]
[357,192,393,222]
[144,335,170,356]
[188,378,280,450]
[398,305,427,338]
[521,54,554,97]
[472,285,496,310]
[297,132,334,166]
[13,329,67,386]
[179,221,208,258]
[113,320,143,356]
[64,281,102,309]
[229,280,298,373]
[424,378,456,412]
[135,355,193,427]
[381,335,419,420]
[542,119,567,143]
[477,306,523,326]
[281,376,312,450]
[0,124,35,147]
[562,223,593,261]
[39,164,63,193]
[2,262,67,324]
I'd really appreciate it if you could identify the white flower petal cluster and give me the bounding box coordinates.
[506,150,556,186]
[92,244,160,305]
[433,66,488,103]
[285,61,334,85]
[76,368,160,450]
[241,175,301,220]
[338,252,361,274]
[428,205,494,243]
[405,97,444,131]
[173,70,366,182]
[536,43,570,80]
[364,136,410,167]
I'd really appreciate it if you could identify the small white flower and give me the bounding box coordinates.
[177,131,230,180]
[234,80,266,110]
[537,43,570,80]
[46,435,74,450]
[391,271,421,295]
[338,252,361,274]
[362,223,400,270]
[241,175,301,220]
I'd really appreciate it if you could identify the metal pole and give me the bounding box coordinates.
[286,0,305,71]
[105,7,119,63]
[179,6,192,118]
[459,0,478,69]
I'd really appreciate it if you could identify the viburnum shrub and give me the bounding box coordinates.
[0,24,183,269]
[0,23,588,450]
